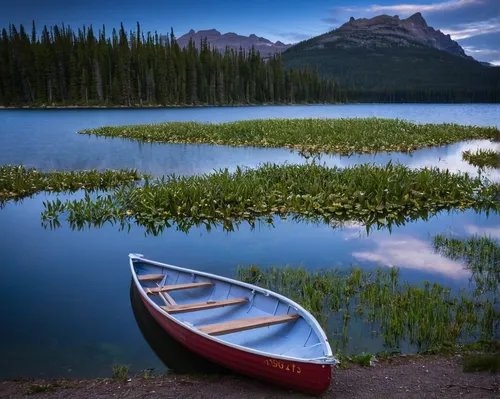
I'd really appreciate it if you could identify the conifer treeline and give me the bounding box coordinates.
[0,22,343,106]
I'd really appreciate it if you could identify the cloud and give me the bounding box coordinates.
[352,235,469,279]
[441,18,500,40]
[330,0,500,38]
[336,0,498,25]
[490,60,500,65]
[464,225,500,240]
[461,45,500,62]
[321,16,339,26]
[270,31,316,43]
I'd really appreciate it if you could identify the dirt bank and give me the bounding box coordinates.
[1,355,498,398]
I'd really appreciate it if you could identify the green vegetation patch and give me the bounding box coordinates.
[25,381,74,394]
[463,354,500,373]
[236,264,500,354]
[462,149,500,169]
[111,364,130,380]
[0,165,144,203]
[41,162,500,235]
[79,118,499,155]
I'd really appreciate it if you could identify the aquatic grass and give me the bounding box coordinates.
[348,353,375,367]
[462,149,500,169]
[79,118,500,155]
[236,265,500,354]
[111,364,130,380]
[40,162,500,235]
[0,165,144,203]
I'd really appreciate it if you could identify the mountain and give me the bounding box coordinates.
[319,12,470,58]
[175,29,292,56]
[282,13,499,102]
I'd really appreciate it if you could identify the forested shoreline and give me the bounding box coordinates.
[0,21,498,107]
[0,22,342,107]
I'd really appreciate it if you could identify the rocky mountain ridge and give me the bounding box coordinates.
[175,29,292,56]
[295,12,470,59]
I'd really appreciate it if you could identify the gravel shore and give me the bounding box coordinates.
[1,355,498,398]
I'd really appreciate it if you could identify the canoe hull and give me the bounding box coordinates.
[141,295,332,395]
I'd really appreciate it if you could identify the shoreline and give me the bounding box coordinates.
[1,102,500,110]
[0,103,341,110]
[1,354,498,398]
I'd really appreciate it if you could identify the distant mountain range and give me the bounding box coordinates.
[170,13,498,101]
[175,29,292,56]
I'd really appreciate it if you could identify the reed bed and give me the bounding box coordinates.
[0,165,143,203]
[79,118,500,155]
[462,149,500,169]
[236,264,500,354]
[40,162,500,234]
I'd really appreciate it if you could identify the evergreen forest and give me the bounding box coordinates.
[0,21,498,106]
[0,22,341,107]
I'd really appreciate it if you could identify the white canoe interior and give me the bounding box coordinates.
[130,255,334,362]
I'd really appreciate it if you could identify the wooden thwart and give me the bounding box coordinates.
[146,281,214,294]
[162,298,248,314]
[198,314,300,336]
[160,291,177,306]
[138,274,165,282]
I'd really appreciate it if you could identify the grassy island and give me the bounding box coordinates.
[0,165,144,203]
[41,162,500,234]
[79,118,499,155]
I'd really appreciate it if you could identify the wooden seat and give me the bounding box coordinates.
[198,314,300,336]
[146,281,214,294]
[161,298,248,314]
[138,274,165,282]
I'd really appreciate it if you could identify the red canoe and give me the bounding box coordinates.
[129,253,337,395]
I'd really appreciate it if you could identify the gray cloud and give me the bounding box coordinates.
[335,0,498,25]
[321,16,339,25]
[273,32,315,42]
[462,46,500,63]
[458,31,500,47]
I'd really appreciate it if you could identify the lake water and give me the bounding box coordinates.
[0,104,499,379]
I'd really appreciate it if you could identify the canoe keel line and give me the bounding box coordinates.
[129,253,338,395]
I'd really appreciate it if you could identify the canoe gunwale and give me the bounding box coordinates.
[128,253,337,365]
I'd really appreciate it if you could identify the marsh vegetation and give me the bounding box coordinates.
[40,162,500,235]
[236,233,500,355]
[0,165,143,203]
[80,118,499,155]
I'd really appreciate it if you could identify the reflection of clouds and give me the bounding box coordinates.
[352,235,469,279]
[406,140,500,182]
[465,224,500,240]
[340,222,368,239]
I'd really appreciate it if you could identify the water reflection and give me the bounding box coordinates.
[352,235,470,279]
[129,280,226,375]
[1,105,499,177]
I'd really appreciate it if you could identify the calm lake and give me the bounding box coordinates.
[0,104,499,379]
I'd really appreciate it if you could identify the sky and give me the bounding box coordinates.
[2,0,499,64]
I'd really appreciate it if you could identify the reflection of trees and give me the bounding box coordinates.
[41,189,495,237]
